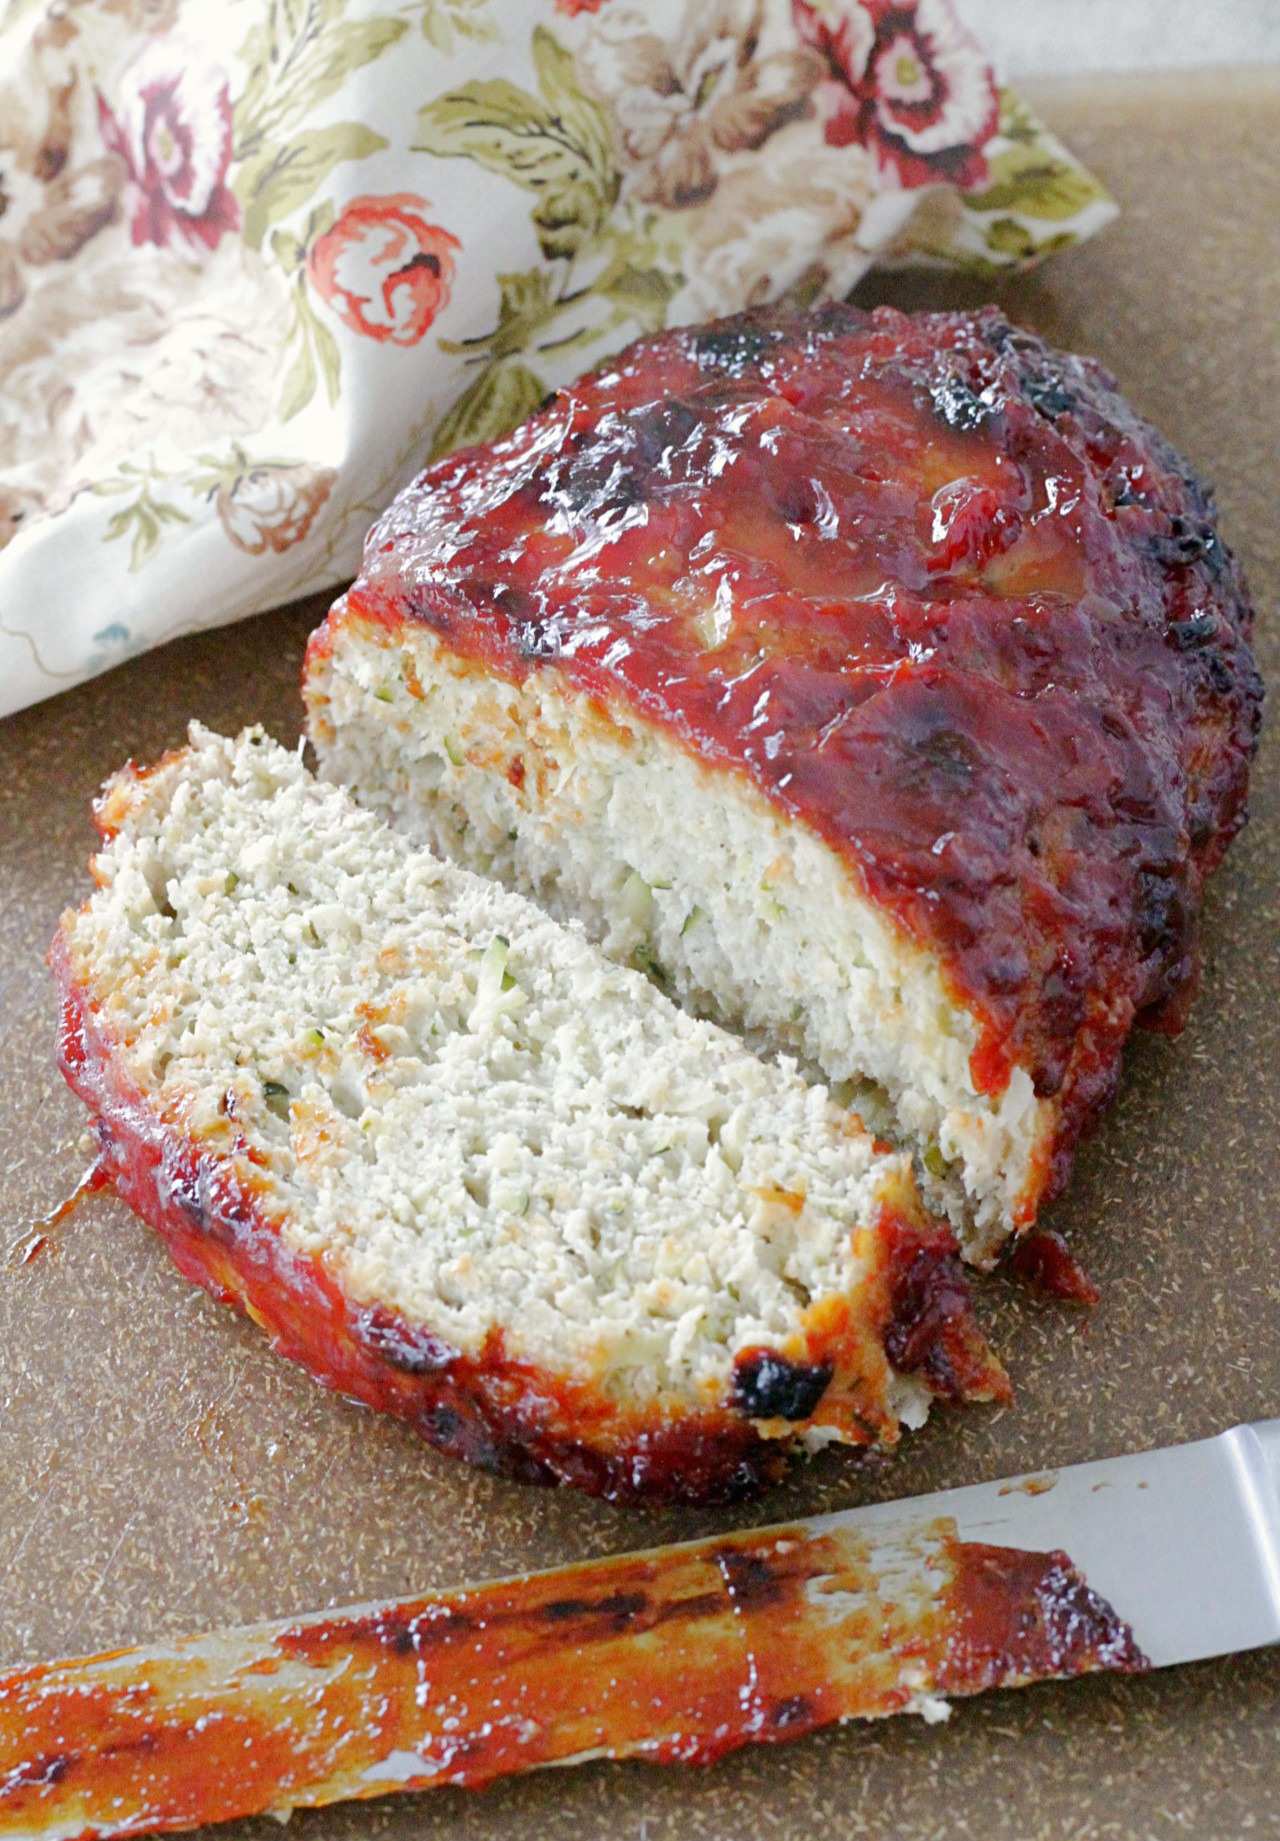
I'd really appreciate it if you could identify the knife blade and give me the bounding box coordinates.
[1,1421,1276,1840]
[813,1414,1280,1669]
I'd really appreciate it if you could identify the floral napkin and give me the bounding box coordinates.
[0,0,1115,718]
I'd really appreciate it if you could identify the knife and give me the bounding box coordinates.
[2,1420,1277,1841]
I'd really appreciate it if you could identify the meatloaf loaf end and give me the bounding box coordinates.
[305,303,1262,1264]
[51,726,1007,1505]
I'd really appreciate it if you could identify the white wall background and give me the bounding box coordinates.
[953,0,1280,77]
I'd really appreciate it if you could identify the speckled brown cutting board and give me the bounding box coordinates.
[2,65,1278,1841]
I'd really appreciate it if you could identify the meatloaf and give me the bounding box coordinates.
[51,726,1006,1506]
[305,303,1262,1263]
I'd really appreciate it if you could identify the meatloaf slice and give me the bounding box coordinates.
[51,727,1006,1505]
[305,303,1262,1263]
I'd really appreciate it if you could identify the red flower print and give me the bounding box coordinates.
[307,195,459,346]
[97,41,239,252]
[554,0,613,12]
[793,0,998,189]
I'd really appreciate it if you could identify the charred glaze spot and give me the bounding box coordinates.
[409,1606,476,1647]
[354,1307,456,1375]
[715,1546,788,1611]
[403,582,457,637]
[1207,652,1236,696]
[424,1402,462,1443]
[1168,613,1218,650]
[158,1163,205,1230]
[917,726,980,781]
[645,1589,726,1632]
[540,1591,648,1627]
[553,455,646,521]
[540,1596,592,1621]
[773,478,820,526]
[692,322,779,373]
[101,1732,161,1759]
[370,1616,417,1657]
[493,586,538,622]
[769,1695,814,1731]
[1188,801,1215,849]
[4,1753,72,1792]
[930,377,991,432]
[281,1603,478,1667]
[982,318,1035,357]
[1134,868,1190,965]
[629,398,701,465]
[732,1350,833,1420]
[1025,376,1077,420]
[1148,516,1224,576]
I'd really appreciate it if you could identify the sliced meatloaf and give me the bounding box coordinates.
[51,727,1006,1505]
[305,303,1262,1263]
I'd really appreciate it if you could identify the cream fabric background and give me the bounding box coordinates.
[0,0,1117,720]
[956,0,1280,76]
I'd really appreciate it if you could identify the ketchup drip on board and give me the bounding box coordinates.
[6,1151,111,1268]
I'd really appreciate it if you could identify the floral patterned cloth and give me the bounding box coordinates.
[0,0,1115,717]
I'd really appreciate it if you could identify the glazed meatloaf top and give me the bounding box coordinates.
[341,303,1262,1201]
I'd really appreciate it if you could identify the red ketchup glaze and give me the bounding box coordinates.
[48,933,1005,1507]
[938,1540,1147,1692]
[0,1522,1145,1836]
[1009,1226,1102,1305]
[346,304,1261,1211]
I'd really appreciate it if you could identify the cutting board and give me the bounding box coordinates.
[1,66,1277,1841]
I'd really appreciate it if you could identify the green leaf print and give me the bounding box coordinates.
[532,178,608,262]
[414,80,588,189]
[93,466,192,572]
[591,255,681,335]
[966,152,1110,221]
[529,25,616,192]
[965,89,1113,222]
[235,3,406,156]
[413,25,619,255]
[417,0,499,53]
[286,15,408,122]
[275,282,343,422]
[982,218,1078,263]
[418,27,686,450]
[430,362,548,461]
[461,268,558,359]
[238,123,387,249]
[277,332,318,424]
